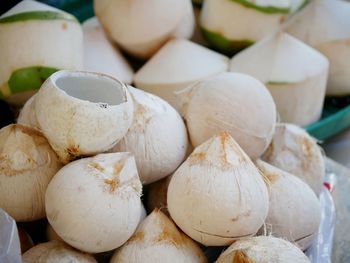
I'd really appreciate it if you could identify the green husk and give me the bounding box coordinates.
[2,66,59,96]
[230,0,290,14]
[201,27,254,56]
[0,11,78,24]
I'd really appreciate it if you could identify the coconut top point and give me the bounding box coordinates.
[0,0,83,105]
[82,17,134,84]
[286,0,350,46]
[134,38,229,109]
[230,32,329,84]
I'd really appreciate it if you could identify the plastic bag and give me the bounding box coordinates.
[0,209,22,263]
[306,172,337,263]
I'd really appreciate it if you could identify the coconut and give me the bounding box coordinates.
[94,0,194,59]
[82,17,133,84]
[230,32,329,126]
[110,210,207,263]
[17,94,40,130]
[167,132,269,246]
[134,39,229,110]
[216,236,310,263]
[182,72,276,159]
[111,87,188,185]
[262,123,325,195]
[0,124,62,222]
[45,153,143,253]
[286,0,350,96]
[22,241,96,263]
[0,0,83,106]
[256,160,321,250]
[35,70,134,164]
[146,175,172,216]
[200,0,296,55]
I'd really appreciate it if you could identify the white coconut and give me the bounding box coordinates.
[0,0,83,105]
[82,17,133,84]
[256,160,321,250]
[0,124,61,222]
[35,70,134,164]
[111,87,188,185]
[230,32,329,126]
[216,236,310,263]
[110,210,207,263]
[286,0,350,95]
[45,153,142,253]
[182,72,276,159]
[134,39,228,110]
[262,123,325,195]
[17,94,40,130]
[146,175,172,216]
[22,241,97,263]
[167,132,269,246]
[200,0,294,54]
[94,0,193,59]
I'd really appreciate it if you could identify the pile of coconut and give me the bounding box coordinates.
[0,0,340,262]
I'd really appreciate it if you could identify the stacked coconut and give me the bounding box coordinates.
[0,0,334,262]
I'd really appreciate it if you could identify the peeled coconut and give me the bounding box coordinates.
[286,0,350,95]
[146,175,172,216]
[182,72,276,159]
[0,0,83,105]
[167,132,269,246]
[111,87,188,185]
[200,0,295,55]
[82,17,133,84]
[45,153,143,253]
[230,32,329,126]
[262,123,325,195]
[22,241,96,263]
[17,94,40,130]
[0,124,62,222]
[94,0,194,59]
[256,160,321,250]
[216,236,310,263]
[111,210,207,263]
[35,70,134,164]
[134,39,229,110]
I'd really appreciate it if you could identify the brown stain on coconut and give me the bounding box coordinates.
[189,152,207,165]
[129,231,145,242]
[66,145,80,162]
[153,210,186,247]
[301,137,313,158]
[260,168,279,184]
[89,162,104,172]
[104,178,118,193]
[219,131,231,164]
[233,251,254,263]
[62,22,68,30]
[14,124,44,138]
[103,160,126,194]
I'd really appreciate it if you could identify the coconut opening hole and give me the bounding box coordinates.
[55,73,126,105]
